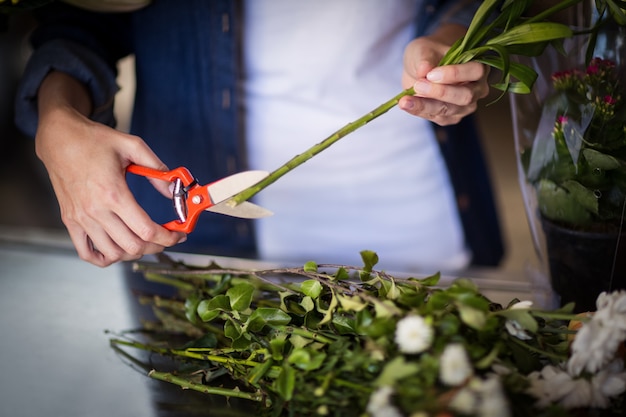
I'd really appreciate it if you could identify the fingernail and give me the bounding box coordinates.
[177,235,187,244]
[413,80,431,95]
[427,69,443,82]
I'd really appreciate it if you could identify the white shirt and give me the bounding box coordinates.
[243,0,469,272]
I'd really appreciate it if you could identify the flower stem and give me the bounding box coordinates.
[148,370,266,402]
[227,87,415,206]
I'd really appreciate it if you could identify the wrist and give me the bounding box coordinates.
[38,71,93,121]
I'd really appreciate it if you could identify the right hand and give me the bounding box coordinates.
[36,72,185,267]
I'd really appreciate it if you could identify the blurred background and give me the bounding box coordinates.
[0,12,537,280]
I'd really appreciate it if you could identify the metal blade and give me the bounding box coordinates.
[207,170,269,204]
[206,200,273,219]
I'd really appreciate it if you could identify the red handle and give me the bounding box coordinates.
[126,164,205,234]
[126,164,196,185]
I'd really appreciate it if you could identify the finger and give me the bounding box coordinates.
[65,222,121,267]
[411,80,485,107]
[426,62,488,84]
[111,189,186,248]
[398,95,473,126]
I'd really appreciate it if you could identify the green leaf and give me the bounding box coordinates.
[197,294,231,322]
[287,348,327,371]
[337,294,367,312]
[227,283,255,311]
[247,308,292,332]
[375,356,420,387]
[360,250,379,272]
[537,179,592,225]
[300,280,323,299]
[583,148,622,170]
[317,289,338,326]
[274,364,296,401]
[224,319,242,341]
[247,358,274,385]
[184,294,200,324]
[562,180,599,215]
[457,303,487,330]
[497,309,539,333]
[300,296,315,313]
[303,260,318,272]
[485,22,573,47]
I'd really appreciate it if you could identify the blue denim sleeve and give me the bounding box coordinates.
[421,0,481,35]
[14,38,119,138]
[13,3,132,139]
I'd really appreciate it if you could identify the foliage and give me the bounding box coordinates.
[110,251,626,416]
[526,57,626,229]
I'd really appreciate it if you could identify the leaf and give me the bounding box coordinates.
[485,22,573,47]
[184,294,200,324]
[224,319,242,341]
[360,250,379,273]
[287,348,326,371]
[317,289,338,326]
[562,180,599,215]
[247,308,292,332]
[537,179,592,225]
[457,303,487,330]
[274,364,296,401]
[303,261,318,273]
[197,294,231,322]
[247,358,274,385]
[374,356,419,387]
[300,296,315,313]
[300,280,323,299]
[227,283,255,311]
[583,148,622,170]
[337,294,367,312]
[497,309,539,333]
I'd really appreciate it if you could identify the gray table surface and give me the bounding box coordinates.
[0,235,551,417]
[0,243,255,417]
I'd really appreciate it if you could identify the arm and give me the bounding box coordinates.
[19,4,185,266]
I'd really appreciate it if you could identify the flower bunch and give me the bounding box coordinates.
[111,252,626,417]
[527,56,626,229]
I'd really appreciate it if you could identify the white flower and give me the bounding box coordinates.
[568,316,624,375]
[590,359,626,408]
[366,388,403,417]
[451,375,510,417]
[394,315,433,354]
[369,405,403,417]
[439,343,473,386]
[504,319,532,340]
[510,300,533,309]
[366,386,394,414]
[527,365,581,408]
[450,387,478,414]
[477,376,511,417]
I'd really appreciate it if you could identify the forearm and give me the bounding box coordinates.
[38,71,93,122]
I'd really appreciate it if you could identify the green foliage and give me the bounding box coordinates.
[113,252,584,416]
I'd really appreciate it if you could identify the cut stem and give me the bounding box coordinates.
[228,87,415,205]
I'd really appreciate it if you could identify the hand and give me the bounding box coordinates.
[399,24,490,126]
[36,72,185,267]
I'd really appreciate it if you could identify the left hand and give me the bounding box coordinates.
[399,26,490,126]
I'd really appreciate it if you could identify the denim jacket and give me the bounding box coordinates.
[15,0,504,265]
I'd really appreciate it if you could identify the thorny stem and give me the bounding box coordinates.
[227,87,416,206]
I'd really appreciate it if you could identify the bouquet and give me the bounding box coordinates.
[111,252,626,417]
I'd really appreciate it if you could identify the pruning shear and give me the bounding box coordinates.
[126,164,272,234]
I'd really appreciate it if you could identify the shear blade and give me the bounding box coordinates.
[206,201,273,219]
[207,170,269,204]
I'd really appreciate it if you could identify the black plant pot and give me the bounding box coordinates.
[541,217,626,313]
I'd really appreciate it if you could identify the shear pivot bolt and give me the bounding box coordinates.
[192,195,202,205]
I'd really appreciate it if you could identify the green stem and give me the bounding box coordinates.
[148,370,266,402]
[508,336,568,361]
[228,87,415,205]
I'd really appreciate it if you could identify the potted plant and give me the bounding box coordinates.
[511,2,626,312]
